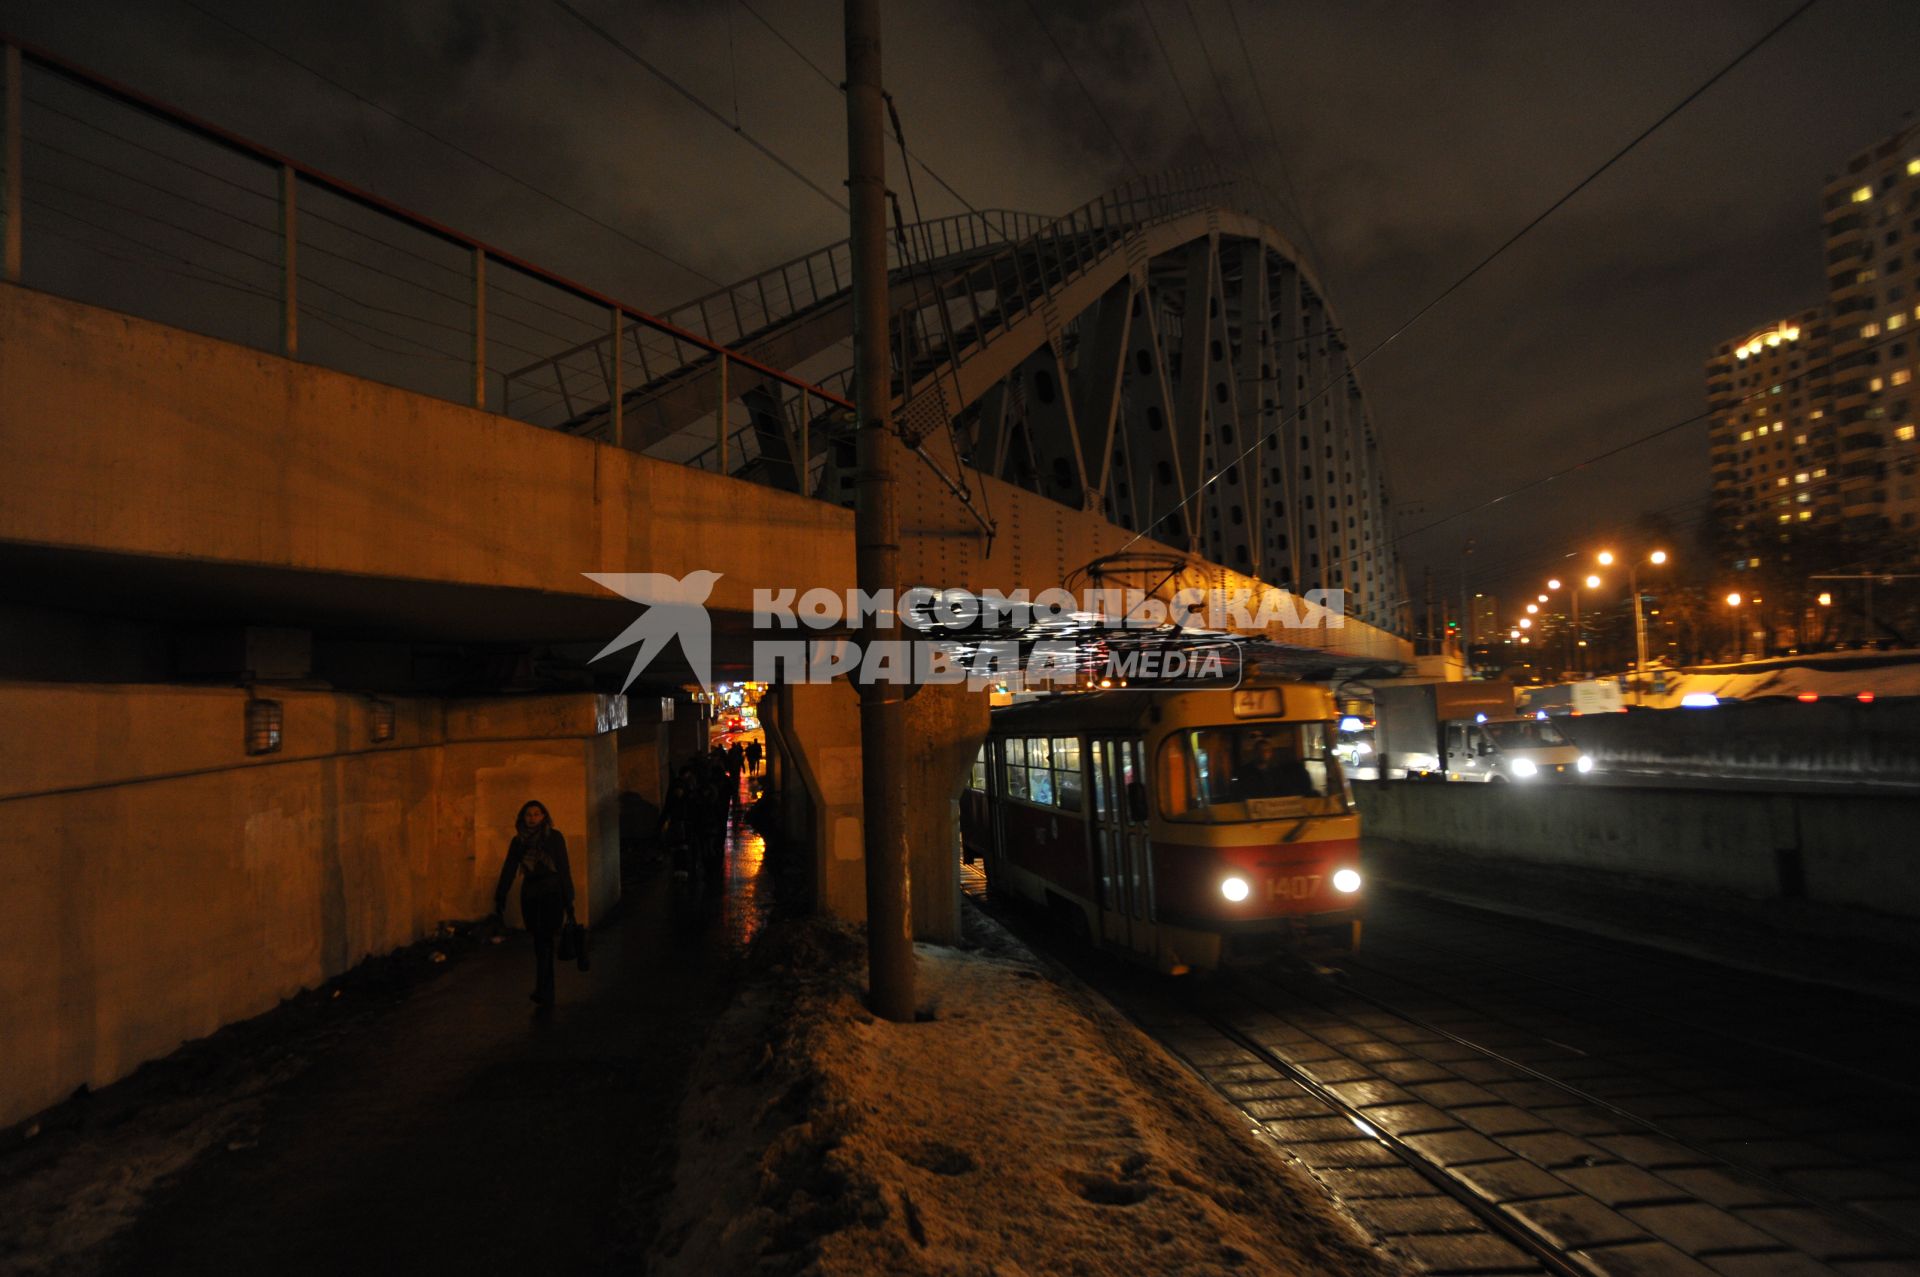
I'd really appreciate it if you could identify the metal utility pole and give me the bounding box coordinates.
[846,0,914,1023]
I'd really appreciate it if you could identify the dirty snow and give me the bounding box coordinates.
[649,917,1390,1276]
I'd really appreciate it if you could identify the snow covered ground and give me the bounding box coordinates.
[648,917,1391,1276]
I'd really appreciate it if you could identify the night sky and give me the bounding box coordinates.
[10,0,1920,608]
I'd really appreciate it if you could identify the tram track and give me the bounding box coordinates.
[967,879,1920,1272]
[1187,999,1582,1276]
[1237,960,1920,1255]
[1356,894,1920,1096]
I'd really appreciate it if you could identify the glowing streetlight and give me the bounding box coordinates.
[1726,592,1742,607]
[1584,574,1602,589]
[1547,578,1562,590]
[1817,592,1832,607]
[1649,549,1668,565]
[1508,628,1521,640]
[1597,550,1616,566]
[1537,594,1548,604]
[1526,603,1538,614]
[1519,617,1532,629]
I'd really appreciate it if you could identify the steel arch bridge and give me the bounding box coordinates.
[503,171,1410,637]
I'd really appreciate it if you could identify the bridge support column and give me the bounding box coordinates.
[762,681,987,939]
[900,684,989,944]
[764,681,867,922]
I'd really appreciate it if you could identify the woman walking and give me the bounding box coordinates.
[493,800,575,1005]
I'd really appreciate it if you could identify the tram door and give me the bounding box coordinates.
[1089,738,1152,955]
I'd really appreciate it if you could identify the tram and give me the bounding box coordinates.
[960,684,1364,973]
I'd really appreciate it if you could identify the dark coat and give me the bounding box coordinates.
[494,804,576,916]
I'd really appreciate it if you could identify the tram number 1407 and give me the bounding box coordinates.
[1268,874,1322,902]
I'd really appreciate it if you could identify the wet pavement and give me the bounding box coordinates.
[90,779,777,1277]
[982,879,1920,1275]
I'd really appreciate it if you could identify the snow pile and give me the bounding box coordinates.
[648,917,1386,1276]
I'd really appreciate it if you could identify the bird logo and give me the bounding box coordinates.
[583,570,723,692]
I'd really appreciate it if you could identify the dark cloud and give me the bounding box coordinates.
[9,0,1919,605]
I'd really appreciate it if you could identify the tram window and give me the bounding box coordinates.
[968,745,987,791]
[1051,737,1084,808]
[1003,738,1029,799]
[1158,723,1341,821]
[1027,738,1054,804]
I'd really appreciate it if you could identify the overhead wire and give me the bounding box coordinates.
[549,0,849,214]
[1395,316,1910,545]
[1220,0,1328,281]
[176,0,725,288]
[1107,0,1822,561]
[1019,0,1150,183]
[1135,0,1224,172]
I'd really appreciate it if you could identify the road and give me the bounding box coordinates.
[985,881,1920,1274]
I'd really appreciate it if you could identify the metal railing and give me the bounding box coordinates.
[0,35,1259,494]
[497,206,1050,432]
[0,35,853,460]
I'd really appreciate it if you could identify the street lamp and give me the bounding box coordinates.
[1526,603,1538,614]
[1726,591,1743,660]
[1611,549,1671,705]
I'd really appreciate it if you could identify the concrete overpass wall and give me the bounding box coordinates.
[1353,781,1920,921]
[0,682,622,1129]
[0,283,853,621]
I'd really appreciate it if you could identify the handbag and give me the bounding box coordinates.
[558,921,590,971]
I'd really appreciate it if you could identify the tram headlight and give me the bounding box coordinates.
[1510,758,1538,779]
[1576,755,1594,773]
[1333,868,1362,894]
[1220,876,1250,903]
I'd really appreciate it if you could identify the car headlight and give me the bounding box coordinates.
[1332,868,1363,894]
[1511,758,1538,778]
[1221,876,1250,902]
[1576,755,1594,773]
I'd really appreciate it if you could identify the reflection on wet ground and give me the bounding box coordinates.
[93,790,781,1276]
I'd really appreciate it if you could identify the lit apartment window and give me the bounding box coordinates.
[1739,429,1754,441]
[1796,472,1809,483]
[1898,425,1918,442]
[1814,467,1828,477]
[1891,313,1908,330]
[1895,370,1913,386]
[1871,377,1885,391]
[1799,510,1812,521]
[1810,410,1825,420]
[1776,476,1788,487]
[1863,322,1882,338]
[1909,158,1920,176]
[1853,185,1873,202]
[1794,433,1808,444]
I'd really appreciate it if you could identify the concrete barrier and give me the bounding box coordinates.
[1352,779,1920,922]
[1559,701,1920,786]
[2,682,622,1129]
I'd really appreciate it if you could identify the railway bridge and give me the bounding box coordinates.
[0,40,1410,1126]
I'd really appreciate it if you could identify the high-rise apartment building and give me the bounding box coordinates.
[1708,119,1920,556]
[1822,120,1920,538]
[1469,592,1500,643]
[1706,308,1834,536]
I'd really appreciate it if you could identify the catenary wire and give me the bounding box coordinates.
[550,0,849,214]
[175,0,724,288]
[1109,0,1821,561]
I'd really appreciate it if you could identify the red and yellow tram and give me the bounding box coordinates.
[961,684,1364,972]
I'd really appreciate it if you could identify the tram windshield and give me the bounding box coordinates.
[1158,722,1345,821]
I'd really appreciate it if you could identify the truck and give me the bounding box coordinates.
[1516,678,1626,717]
[1373,681,1593,783]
